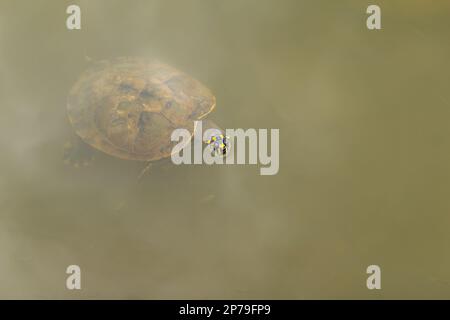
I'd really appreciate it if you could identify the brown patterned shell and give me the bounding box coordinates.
[67,57,216,161]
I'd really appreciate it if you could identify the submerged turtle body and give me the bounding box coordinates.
[67,57,216,161]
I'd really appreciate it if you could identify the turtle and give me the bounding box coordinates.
[64,57,228,176]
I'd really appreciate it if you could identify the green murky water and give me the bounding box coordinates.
[1,0,450,299]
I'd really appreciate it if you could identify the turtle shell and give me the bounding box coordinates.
[67,57,216,161]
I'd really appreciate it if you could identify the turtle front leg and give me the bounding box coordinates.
[63,135,95,168]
